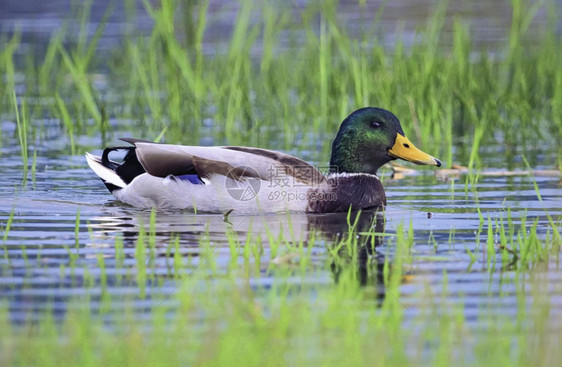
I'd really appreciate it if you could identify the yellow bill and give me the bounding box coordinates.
[388,134,442,167]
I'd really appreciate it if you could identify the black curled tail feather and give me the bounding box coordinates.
[100,147,146,191]
[101,147,123,170]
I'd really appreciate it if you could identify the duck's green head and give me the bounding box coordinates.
[329,107,441,174]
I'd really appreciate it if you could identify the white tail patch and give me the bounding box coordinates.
[85,153,127,188]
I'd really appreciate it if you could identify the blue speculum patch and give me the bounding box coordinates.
[176,174,204,184]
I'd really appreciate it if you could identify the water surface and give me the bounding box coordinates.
[1,128,560,324]
[0,0,561,335]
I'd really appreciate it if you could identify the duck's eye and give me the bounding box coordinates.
[370,121,381,129]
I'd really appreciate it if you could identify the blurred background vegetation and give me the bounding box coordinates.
[0,0,560,171]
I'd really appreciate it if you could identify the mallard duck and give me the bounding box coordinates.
[86,107,441,213]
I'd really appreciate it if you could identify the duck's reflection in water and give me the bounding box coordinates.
[317,210,387,301]
[87,207,388,295]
